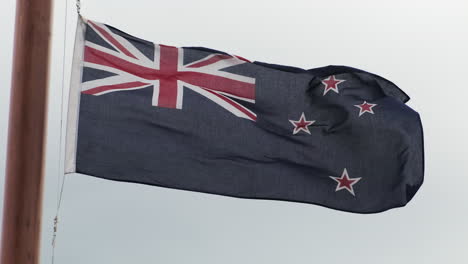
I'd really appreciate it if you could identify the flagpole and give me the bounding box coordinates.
[1,0,53,263]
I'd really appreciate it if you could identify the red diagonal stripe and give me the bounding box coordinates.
[89,21,137,59]
[82,81,149,95]
[180,72,255,100]
[203,88,256,121]
[187,54,232,68]
[234,55,251,63]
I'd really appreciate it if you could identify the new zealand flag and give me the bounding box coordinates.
[65,18,424,213]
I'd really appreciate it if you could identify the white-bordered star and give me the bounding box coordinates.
[354,101,377,117]
[329,168,362,196]
[322,75,345,95]
[289,112,315,135]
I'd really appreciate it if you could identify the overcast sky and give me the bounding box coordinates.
[1,0,468,263]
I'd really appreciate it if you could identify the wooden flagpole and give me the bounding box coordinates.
[1,0,53,263]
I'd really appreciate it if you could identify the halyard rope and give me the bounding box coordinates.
[76,0,81,15]
[51,0,81,263]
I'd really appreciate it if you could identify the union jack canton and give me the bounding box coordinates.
[82,20,257,121]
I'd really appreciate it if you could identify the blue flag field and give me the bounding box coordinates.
[65,18,424,213]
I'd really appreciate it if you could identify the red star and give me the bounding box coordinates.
[321,75,345,95]
[289,113,315,135]
[329,168,362,196]
[354,101,377,116]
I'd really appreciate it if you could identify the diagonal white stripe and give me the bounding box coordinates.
[82,75,137,91]
[85,41,154,68]
[183,53,222,68]
[112,33,154,65]
[215,90,255,103]
[182,82,256,121]
[92,84,153,96]
[83,62,149,83]
[180,59,255,84]
[87,22,123,54]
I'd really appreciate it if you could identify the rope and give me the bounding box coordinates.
[51,0,82,262]
[76,0,81,15]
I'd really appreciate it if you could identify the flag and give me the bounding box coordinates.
[65,18,424,213]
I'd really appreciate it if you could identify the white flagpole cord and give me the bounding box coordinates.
[52,0,83,263]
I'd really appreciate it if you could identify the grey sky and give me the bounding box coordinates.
[1,0,468,263]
